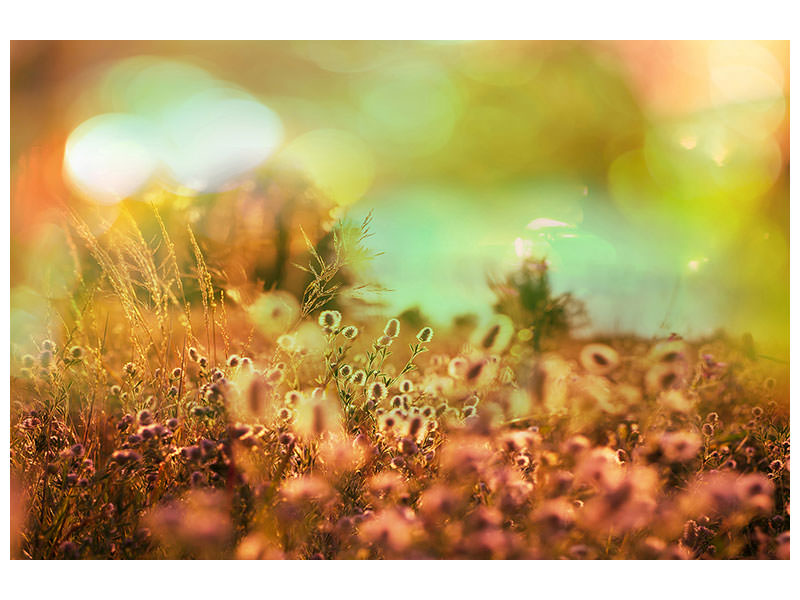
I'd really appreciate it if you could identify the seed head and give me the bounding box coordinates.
[369,381,388,402]
[350,370,366,386]
[277,334,296,352]
[39,350,53,367]
[416,327,433,343]
[319,310,342,330]
[171,367,183,379]
[70,444,85,458]
[376,335,393,348]
[188,347,200,362]
[69,346,85,360]
[266,368,284,384]
[227,354,240,368]
[342,325,359,339]
[579,343,619,375]
[384,318,400,338]
[285,390,302,406]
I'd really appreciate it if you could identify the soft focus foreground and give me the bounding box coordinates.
[9,187,789,559]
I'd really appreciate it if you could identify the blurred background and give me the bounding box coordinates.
[10,41,790,357]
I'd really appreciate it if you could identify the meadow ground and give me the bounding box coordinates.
[9,197,789,560]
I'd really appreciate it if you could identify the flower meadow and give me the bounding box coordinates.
[9,183,789,561]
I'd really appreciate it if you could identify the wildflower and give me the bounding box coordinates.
[368,381,388,403]
[21,354,35,368]
[752,406,764,419]
[476,315,513,353]
[578,343,619,375]
[279,432,296,446]
[341,325,359,339]
[58,541,79,559]
[350,370,366,386]
[533,499,575,537]
[380,414,397,431]
[123,362,136,377]
[645,364,685,395]
[702,423,714,437]
[277,334,296,352]
[649,340,688,364]
[168,385,179,397]
[138,410,153,426]
[198,356,209,368]
[384,318,400,338]
[399,379,414,393]
[278,407,292,421]
[111,449,142,465]
[736,473,774,512]
[171,367,182,379]
[660,431,701,463]
[240,357,253,370]
[285,390,302,406]
[338,364,353,379]
[319,310,342,330]
[417,327,433,343]
[227,354,240,368]
[448,356,469,378]
[376,335,393,348]
[39,350,53,367]
[22,417,42,429]
[70,444,85,458]
[266,368,284,384]
[188,347,200,362]
[42,339,56,352]
[69,346,84,360]
[409,416,423,438]
[466,359,487,382]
